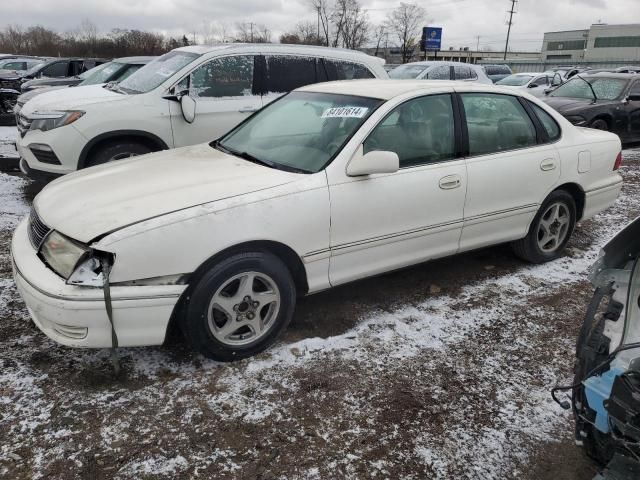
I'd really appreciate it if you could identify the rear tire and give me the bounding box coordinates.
[85,140,152,168]
[512,190,576,263]
[182,251,297,361]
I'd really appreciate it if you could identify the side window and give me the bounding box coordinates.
[532,76,547,86]
[426,65,450,80]
[265,55,316,93]
[629,81,640,96]
[461,93,537,155]
[41,62,68,78]
[3,62,24,70]
[454,66,471,80]
[364,94,456,168]
[469,68,478,80]
[189,55,255,98]
[323,59,374,80]
[529,102,561,141]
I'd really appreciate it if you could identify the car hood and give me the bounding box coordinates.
[34,143,301,243]
[543,96,613,113]
[0,70,24,80]
[20,84,124,115]
[23,77,79,89]
[18,86,68,104]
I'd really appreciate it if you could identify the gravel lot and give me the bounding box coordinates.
[1,125,639,479]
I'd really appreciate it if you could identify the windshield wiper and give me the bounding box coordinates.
[575,74,598,103]
[211,141,308,173]
[103,82,126,94]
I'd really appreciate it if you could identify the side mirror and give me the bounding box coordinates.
[628,93,640,102]
[528,83,539,88]
[347,147,399,177]
[180,93,196,124]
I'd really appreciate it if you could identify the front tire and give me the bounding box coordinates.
[590,118,609,131]
[182,252,297,361]
[512,190,576,263]
[85,140,152,168]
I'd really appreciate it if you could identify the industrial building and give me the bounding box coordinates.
[542,23,640,62]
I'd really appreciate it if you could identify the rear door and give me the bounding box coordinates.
[169,54,262,147]
[458,91,561,250]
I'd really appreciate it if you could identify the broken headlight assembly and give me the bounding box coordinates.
[29,110,84,132]
[40,231,112,287]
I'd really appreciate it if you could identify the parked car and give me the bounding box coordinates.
[543,73,640,144]
[496,72,556,97]
[1,57,107,125]
[16,44,387,180]
[481,64,512,83]
[0,57,44,73]
[568,216,640,474]
[389,61,492,84]
[615,65,640,73]
[12,79,622,361]
[546,65,591,81]
[14,57,155,119]
[20,58,111,93]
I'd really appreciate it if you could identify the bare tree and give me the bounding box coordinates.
[309,0,331,46]
[385,2,426,63]
[280,21,322,45]
[336,0,369,49]
[372,25,386,57]
[234,23,271,43]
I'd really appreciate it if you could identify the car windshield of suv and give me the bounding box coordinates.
[118,51,199,94]
[497,75,533,86]
[217,91,383,174]
[549,76,627,100]
[389,65,428,79]
[79,61,122,85]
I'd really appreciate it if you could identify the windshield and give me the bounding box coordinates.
[550,76,627,100]
[118,51,199,94]
[389,65,428,79]
[218,91,383,173]
[497,75,534,86]
[21,62,46,76]
[79,61,122,85]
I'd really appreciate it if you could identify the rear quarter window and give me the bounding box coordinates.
[529,102,561,141]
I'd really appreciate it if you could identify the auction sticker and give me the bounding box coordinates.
[321,106,369,118]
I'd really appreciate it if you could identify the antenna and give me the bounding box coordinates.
[503,0,518,60]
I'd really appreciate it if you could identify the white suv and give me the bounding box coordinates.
[16,44,387,179]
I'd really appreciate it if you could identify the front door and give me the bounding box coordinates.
[327,93,467,286]
[458,92,561,251]
[169,55,263,147]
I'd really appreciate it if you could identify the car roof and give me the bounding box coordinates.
[112,56,156,64]
[174,43,382,63]
[510,72,540,76]
[582,72,637,79]
[299,79,515,100]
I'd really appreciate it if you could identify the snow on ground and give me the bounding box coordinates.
[0,126,18,158]
[0,149,639,479]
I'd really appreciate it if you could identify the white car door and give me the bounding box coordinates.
[327,93,467,286]
[458,91,561,251]
[169,54,263,147]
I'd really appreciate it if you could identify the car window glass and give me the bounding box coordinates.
[2,62,24,70]
[532,76,547,86]
[454,66,471,80]
[325,60,374,80]
[550,77,626,100]
[265,55,316,93]
[41,62,68,77]
[117,64,143,82]
[530,102,561,141]
[364,94,456,168]
[630,81,640,96]
[461,93,537,155]
[389,64,428,79]
[469,68,478,80]
[190,55,255,98]
[426,65,450,80]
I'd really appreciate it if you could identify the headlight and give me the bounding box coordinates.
[29,110,84,132]
[40,231,110,287]
[40,231,89,279]
[564,115,587,126]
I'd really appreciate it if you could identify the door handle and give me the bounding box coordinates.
[239,106,258,113]
[540,159,557,171]
[439,175,462,190]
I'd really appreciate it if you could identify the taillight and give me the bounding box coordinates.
[613,152,622,171]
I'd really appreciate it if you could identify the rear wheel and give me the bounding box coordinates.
[512,190,576,263]
[182,251,297,361]
[85,140,152,168]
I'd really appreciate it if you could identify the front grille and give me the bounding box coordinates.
[17,113,31,138]
[30,146,60,165]
[28,208,51,250]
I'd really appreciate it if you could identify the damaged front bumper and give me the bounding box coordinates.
[11,218,185,348]
[570,216,640,476]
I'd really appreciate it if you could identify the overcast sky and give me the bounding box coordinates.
[1,0,637,51]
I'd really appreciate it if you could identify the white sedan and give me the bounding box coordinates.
[12,80,623,361]
[496,72,559,97]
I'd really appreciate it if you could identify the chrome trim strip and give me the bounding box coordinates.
[464,203,538,223]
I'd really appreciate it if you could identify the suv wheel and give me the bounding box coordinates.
[85,140,152,168]
[182,252,297,361]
